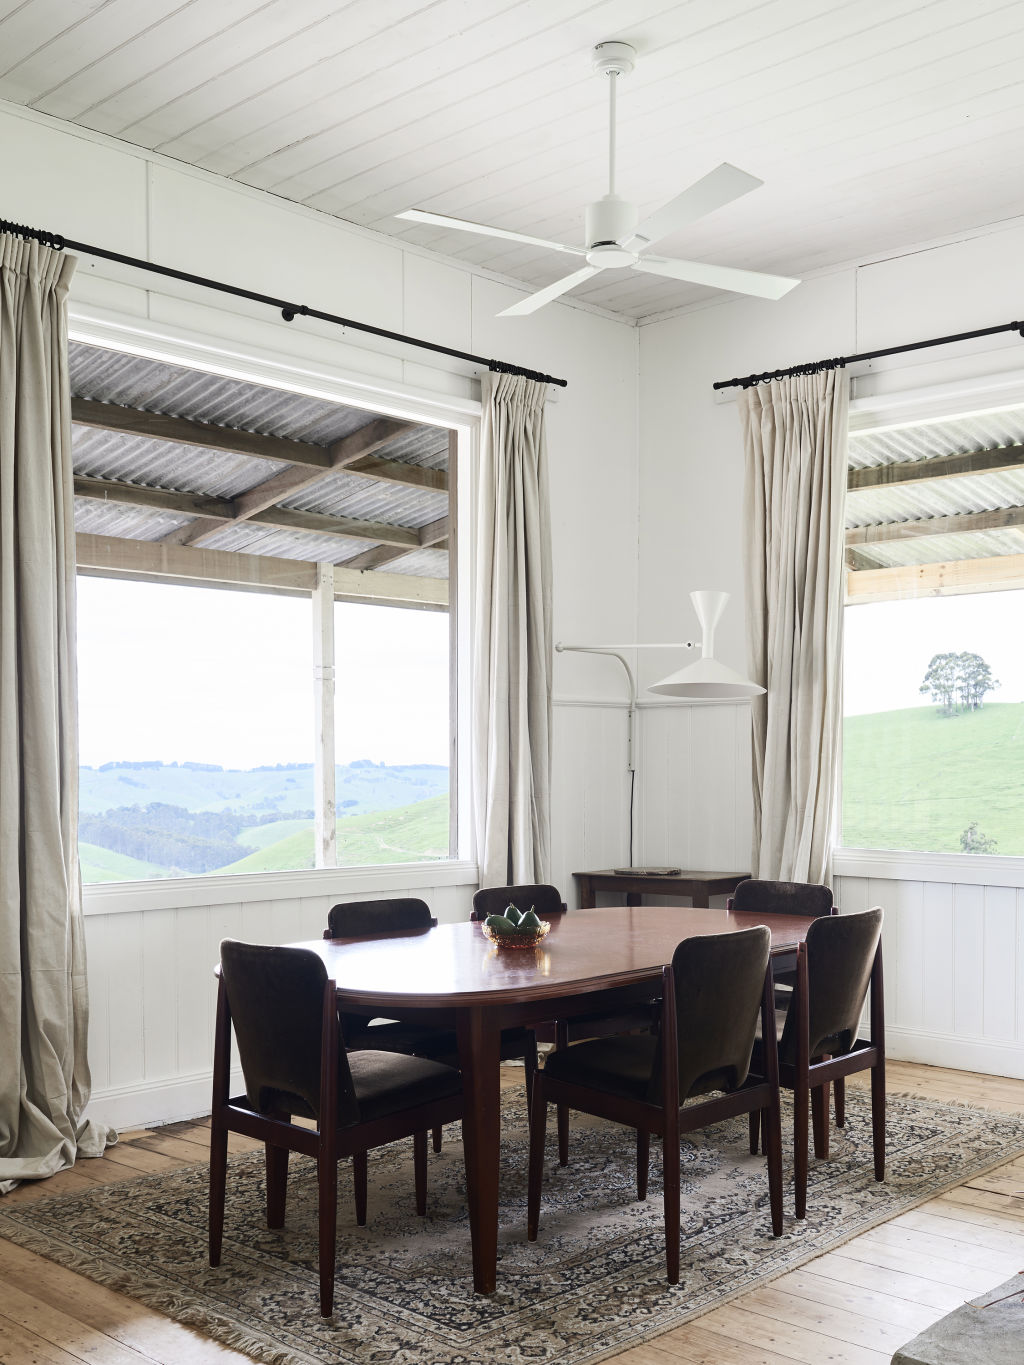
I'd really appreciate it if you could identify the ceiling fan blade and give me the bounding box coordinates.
[634,255,799,300]
[396,208,584,256]
[628,164,763,251]
[497,266,602,317]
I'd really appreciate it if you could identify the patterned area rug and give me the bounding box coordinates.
[2,1089,1024,1365]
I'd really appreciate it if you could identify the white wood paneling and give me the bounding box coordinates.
[2,1,1023,317]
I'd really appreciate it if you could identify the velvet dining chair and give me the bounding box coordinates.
[527,926,783,1283]
[209,940,463,1317]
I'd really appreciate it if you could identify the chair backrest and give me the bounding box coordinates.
[651,926,771,1104]
[729,879,834,917]
[325,897,434,939]
[219,940,358,1125]
[471,884,565,922]
[779,908,883,1065]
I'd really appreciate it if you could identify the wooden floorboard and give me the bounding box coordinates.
[0,1061,1021,1363]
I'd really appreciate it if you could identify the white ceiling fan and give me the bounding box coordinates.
[397,41,800,317]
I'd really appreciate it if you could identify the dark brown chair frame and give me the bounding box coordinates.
[527,956,783,1284]
[729,879,846,1127]
[209,964,462,1317]
[751,922,885,1218]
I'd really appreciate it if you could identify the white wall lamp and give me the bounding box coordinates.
[555,590,764,866]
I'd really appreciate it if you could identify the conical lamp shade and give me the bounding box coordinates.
[647,655,765,700]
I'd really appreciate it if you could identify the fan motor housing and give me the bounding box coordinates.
[585,195,638,258]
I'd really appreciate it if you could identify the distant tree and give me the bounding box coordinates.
[920,650,999,716]
[956,652,999,711]
[919,652,961,715]
[960,822,998,854]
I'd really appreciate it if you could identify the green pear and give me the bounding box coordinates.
[504,904,522,926]
[519,909,542,930]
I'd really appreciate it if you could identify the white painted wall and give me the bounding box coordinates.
[637,213,1024,1076]
[0,101,640,1126]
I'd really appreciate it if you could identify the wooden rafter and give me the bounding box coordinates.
[848,443,1024,490]
[75,533,448,609]
[71,397,448,491]
[74,473,421,549]
[845,547,885,571]
[847,551,1024,603]
[71,397,330,467]
[176,416,419,548]
[846,505,1024,546]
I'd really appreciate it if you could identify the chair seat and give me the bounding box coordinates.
[355,1019,458,1059]
[349,1050,462,1121]
[543,1034,657,1102]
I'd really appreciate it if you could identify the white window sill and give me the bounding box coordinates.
[82,859,480,916]
[834,846,1024,889]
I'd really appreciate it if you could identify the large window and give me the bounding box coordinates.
[841,399,1024,857]
[71,338,458,885]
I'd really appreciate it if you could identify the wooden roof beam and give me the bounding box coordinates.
[847,505,1024,546]
[71,397,330,467]
[180,417,418,548]
[847,551,1024,604]
[848,443,1024,490]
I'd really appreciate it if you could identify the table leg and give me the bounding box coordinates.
[625,892,642,907]
[577,876,595,909]
[456,1006,502,1294]
[690,887,710,907]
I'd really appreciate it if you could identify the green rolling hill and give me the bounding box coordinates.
[220,794,450,873]
[78,841,169,882]
[843,701,1024,854]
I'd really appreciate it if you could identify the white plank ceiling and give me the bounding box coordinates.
[1,0,1023,319]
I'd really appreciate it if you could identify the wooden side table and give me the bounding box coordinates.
[574,868,750,909]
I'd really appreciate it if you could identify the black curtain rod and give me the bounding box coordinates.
[713,319,1024,391]
[0,216,568,389]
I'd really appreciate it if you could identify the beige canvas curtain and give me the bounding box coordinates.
[472,372,553,887]
[740,370,848,885]
[0,235,113,1193]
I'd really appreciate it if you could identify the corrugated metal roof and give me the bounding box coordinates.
[68,342,450,582]
[72,427,285,497]
[73,498,190,541]
[847,402,1024,573]
[848,406,1024,470]
[384,548,451,578]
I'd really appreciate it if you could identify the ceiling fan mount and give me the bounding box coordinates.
[397,42,800,316]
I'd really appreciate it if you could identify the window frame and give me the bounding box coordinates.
[836,380,1024,881]
[71,307,478,907]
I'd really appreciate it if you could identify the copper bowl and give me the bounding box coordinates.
[480,920,551,949]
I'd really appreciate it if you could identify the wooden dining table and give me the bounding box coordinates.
[292,904,814,1294]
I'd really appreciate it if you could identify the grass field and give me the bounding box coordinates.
[220,793,449,873]
[78,841,169,882]
[843,701,1024,854]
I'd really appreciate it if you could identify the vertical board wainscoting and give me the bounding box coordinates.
[836,871,1024,1080]
[82,873,477,1131]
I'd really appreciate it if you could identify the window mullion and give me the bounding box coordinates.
[313,564,337,868]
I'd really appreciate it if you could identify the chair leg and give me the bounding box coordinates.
[794,1072,810,1219]
[432,1125,442,1153]
[834,1075,846,1127]
[748,1109,760,1156]
[527,1078,548,1241]
[871,1061,886,1182]
[555,1019,569,1167]
[317,1152,338,1319]
[208,1115,228,1266]
[811,1081,830,1160]
[762,1102,784,1237]
[353,1150,368,1226]
[265,1140,289,1228]
[523,1033,538,1123]
[414,1131,427,1216]
[636,1130,649,1200]
[663,1123,680,1285]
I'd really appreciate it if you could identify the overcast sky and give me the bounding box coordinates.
[844,590,1024,715]
[76,577,450,769]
